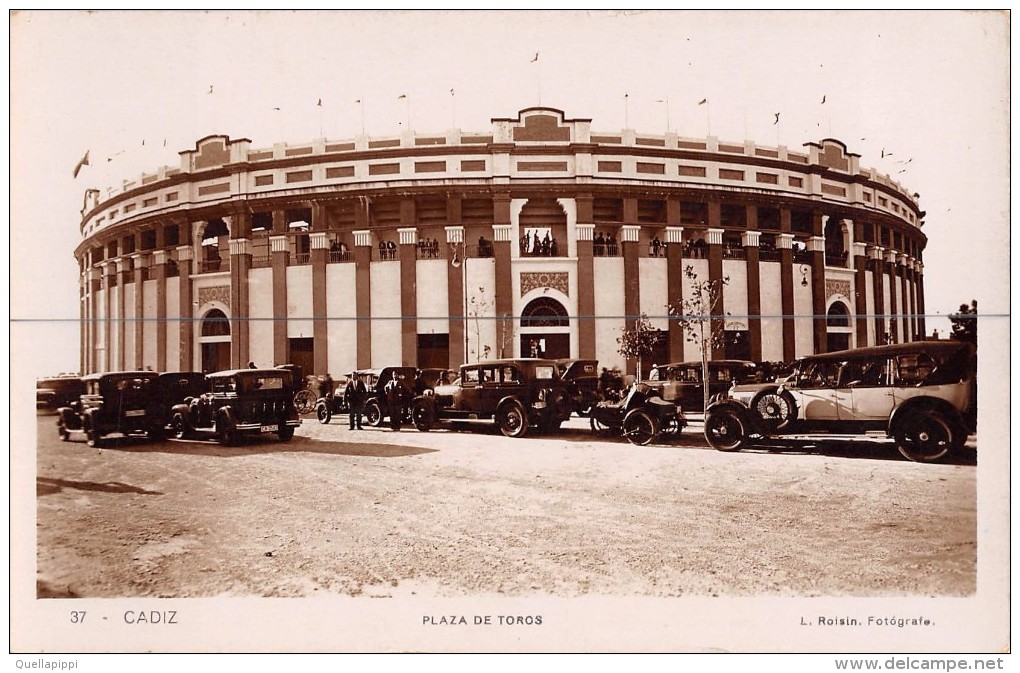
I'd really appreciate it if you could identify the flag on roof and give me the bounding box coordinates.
[72,150,90,179]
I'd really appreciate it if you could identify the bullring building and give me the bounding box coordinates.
[75,107,927,377]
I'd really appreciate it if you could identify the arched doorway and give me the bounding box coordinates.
[826,301,852,352]
[200,309,231,373]
[519,296,570,359]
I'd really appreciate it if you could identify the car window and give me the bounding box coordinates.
[895,354,936,387]
[501,366,520,384]
[462,369,479,385]
[798,361,840,388]
[534,365,556,380]
[479,367,496,383]
[252,376,285,391]
[716,369,732,383]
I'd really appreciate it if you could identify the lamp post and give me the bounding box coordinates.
[450,241,469,362]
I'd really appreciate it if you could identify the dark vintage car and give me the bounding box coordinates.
[648,360,759,412]
[555,358,601,416]
[410,358,573,437]
[169,368,301,445]
[589,381,687,446]
[154,372,208,423]
[703,341,976,462]
[56,371,165,447]
[37,375,84,412]
[316,366,417,426]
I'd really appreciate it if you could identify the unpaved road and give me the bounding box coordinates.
[35,414,976,599]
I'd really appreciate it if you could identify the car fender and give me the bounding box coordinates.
[496,395,527,419]
[705,399,752,425]
[216,405,238,430]
[887,396,966,437]
[56,407,82,430]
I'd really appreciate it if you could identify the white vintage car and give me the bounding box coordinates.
[703,341,976,462]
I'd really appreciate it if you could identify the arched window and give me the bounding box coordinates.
[827,302,850,328]
[201,309,231,337]
[521,297,569,328]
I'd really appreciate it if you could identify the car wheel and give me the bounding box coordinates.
[293,389,316,415]
[749,389,796,433]
[277,426,295,442]
[364,399,383,427]
[894,410,953,463]
[704,408,748,452]
[316,403,332,425]
[170,413,190,440]
[57,421,70,442]
[411,400,433,432]
[497,401,529,438]
[622,409,657,446]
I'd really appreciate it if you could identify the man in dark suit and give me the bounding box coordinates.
[347,373,367,430]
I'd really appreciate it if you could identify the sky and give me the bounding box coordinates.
[10,9,1010,378]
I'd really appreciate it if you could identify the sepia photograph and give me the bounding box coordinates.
[10,9,1010,662]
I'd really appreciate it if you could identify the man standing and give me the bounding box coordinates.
[347,373,366,430]
[384,371,406,431]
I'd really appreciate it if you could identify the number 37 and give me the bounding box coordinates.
[70,611,86,624]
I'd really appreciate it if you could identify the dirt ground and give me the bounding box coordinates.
[34,413,976,599]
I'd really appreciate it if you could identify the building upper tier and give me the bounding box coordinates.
[78,107,924,242]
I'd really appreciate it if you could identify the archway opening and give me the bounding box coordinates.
[520,296,570,359]
[826,301,852,352]
[200,309,231,373]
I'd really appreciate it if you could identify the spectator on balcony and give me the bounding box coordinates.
[378,240,387,260]
[606,233,618,256]
[521,230,531,256]
[595,232,605,257]
[386,240,397,260]
[550,237,559,256]
[651,236,662,257]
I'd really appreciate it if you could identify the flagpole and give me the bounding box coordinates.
[450,89,457,128]
[317,99,324,138]
[624,93,629,128]
[357,99,365,135]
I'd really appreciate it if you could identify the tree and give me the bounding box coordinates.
[617,313,659,383]
[949,299,977,344]
[667,265,729,412]
[497,312,516,359]
[466,286,493,361]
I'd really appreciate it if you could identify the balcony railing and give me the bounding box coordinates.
[758,249,782,262]
[328,250,353,263]
[592,242,621,257]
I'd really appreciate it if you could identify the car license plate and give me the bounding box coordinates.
[125,409,146,417]
[260,424,279,433]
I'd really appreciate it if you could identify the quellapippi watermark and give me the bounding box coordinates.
[15,660,78,670]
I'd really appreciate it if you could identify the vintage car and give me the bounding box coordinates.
[703,341,976,462]
[589,381,687,446]
[169,368,301,445]
[37,375,84,412]
[154,371,208,421]
[410,358,573,437]
[554,358,601,416]
[648,360,759,412]
[316,366,417,426]
[56,371,165,447]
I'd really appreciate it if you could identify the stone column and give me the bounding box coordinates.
[870,246,886,344]
[742,230,762,361]
[492,222,515,358]
[116,257,130,370]
[270,234,290,365]
[446,226,465,368]
[778,231,796,361]
[621,223,641,376]
[852,242,869,347]
[311,231,330,373]
[898,253,911,341]
[104,262,116,372]
[397,227,419,366]
[808,235,827,353]
[916,261,926,338]
[229,237,252,368]
[576,220,596,359]
[706,226,725,359]
[885,249,899,342]
[353,229,373,369]
[153,249,169,371]
[132,253,145,369]
[663,225,685,363]
[176,244,194,370]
